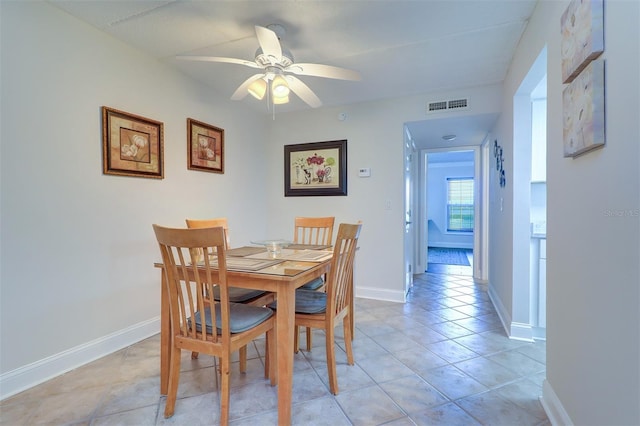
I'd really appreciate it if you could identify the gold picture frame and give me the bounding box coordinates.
[101,106,164,179]
[187,118,224,174]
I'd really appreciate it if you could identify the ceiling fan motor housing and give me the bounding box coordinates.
[254,47,294,68]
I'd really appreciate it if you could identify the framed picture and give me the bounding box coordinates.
[187,118,224,174]
[102,106,164,179]
[563,59,605,158]
[284,140,347,197]
[561,0,604,84]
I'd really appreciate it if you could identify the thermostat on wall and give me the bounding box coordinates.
[358,168,371,177]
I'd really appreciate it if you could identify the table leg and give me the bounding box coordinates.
[276,282,295,425]
[160,269,169,395]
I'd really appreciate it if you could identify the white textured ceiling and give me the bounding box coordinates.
[48,0,537,148]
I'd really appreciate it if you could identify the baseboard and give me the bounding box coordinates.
[487,285,534,342]
[355,286,405,303]
[488,284,511,335]
[541,379,574,426]
[509,322,535,342]
[0,317,160,401]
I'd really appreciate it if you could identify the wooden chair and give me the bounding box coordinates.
[290,222,361,394]
[293,216,335,351]
[186,218,274,305]
[153,224,276,424]
[186,218,275,365]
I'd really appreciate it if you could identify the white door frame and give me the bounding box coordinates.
[417,145,487,282]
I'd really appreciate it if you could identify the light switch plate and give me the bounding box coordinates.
[358,167,371,177]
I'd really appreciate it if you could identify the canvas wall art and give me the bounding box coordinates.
[561,0,604,84]
[562,59,605,157]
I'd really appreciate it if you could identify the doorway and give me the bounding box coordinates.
[425,151,475,276]
[417,146,484,281]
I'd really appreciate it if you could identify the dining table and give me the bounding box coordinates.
[155,244,333,425]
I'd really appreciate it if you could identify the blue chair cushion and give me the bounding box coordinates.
[191,303,274,334]
[212,286,267,303]
[269,289,327,314]
[299,277,324,290]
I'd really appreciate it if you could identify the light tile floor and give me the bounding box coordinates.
[0,270,549,425]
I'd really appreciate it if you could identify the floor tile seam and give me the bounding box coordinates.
[336,382,409,425]
[290,395,354,425]
[90,399,162,422]
[486,348,547,371]
[457,383,550,421]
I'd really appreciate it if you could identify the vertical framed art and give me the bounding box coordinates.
[563,59,605,157]
[561,0,604,84]
[187,118,224,173]
[101,106,164,179]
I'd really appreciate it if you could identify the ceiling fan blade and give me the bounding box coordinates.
[231,74,265,100]
[285,63,361,81]
[176,55,262,69]
[287,76,322,108]
[255,25,282,64]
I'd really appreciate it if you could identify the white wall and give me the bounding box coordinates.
[490,1,640,424]
[0,2,270,396]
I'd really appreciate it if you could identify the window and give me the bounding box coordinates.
[447,178,474,232]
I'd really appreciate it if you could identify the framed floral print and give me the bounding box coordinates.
[284,140,347,197]
[101,106,164,179]
[187,118,224,174]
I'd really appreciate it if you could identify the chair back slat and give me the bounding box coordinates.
[153,225,232,345]
[294,216,335,245]
[186,217,232,250]
[326,223,362,316]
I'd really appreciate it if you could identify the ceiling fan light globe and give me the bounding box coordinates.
[273,94,289,105]
[271,75,290,97]
[248,78,267,100]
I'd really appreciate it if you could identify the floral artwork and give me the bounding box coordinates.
[102,107,163,179]
[187,118,224,173]
[285,140,347,196]
[291,152,337,185]
[563,59,605,157]
[561,0,603,84]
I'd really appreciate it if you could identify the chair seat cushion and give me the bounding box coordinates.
[212,286,267,303]
[191,303,274,334]
[269,289,327,314]
[299,277,324,290]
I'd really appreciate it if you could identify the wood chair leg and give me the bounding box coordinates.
[219,356,231,426]
[306,327,313,351]
[343,314,354,365]
[164,345,182,418]
[294,325,300,353]
[239,345,247,373]
[325,326,338,395]
[266,329,277,385]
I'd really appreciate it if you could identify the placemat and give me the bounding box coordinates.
[226,246,267,257]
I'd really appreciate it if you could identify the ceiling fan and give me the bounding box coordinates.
[176,24,361,108]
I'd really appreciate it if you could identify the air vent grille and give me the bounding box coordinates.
[448,98,468,109]
[427,97,469,114]
[428,101,448,112]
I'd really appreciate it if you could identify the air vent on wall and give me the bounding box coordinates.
[427,97,469,114]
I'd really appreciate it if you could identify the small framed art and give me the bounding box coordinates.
[101,106,164,179]
[187,118,224,174]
